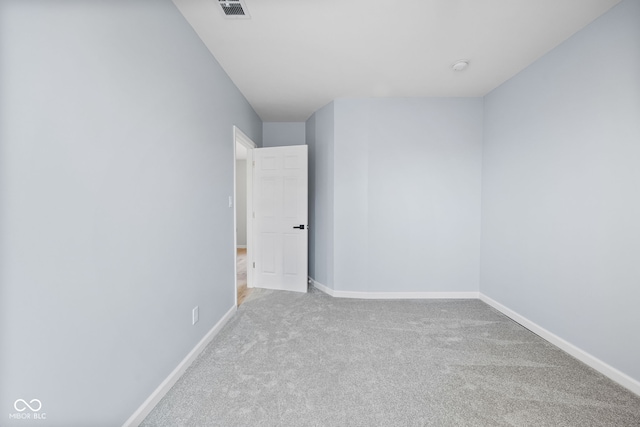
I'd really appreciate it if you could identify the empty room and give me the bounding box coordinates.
[1,0,639,426]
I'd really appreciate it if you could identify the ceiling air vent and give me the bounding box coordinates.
[218,0,250,19]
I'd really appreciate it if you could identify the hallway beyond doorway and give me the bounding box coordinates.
[236,248,251,305]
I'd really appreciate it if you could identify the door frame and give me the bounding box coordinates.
[233,126,256,306]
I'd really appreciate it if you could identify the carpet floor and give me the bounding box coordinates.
[141,287,640,426]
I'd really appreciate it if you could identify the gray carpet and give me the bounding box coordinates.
[141,287,640,426]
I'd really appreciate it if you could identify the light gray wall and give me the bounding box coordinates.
[235,160,247,246]
[481,0,640,384]
[306,115,318,280]
[306,103,335,286]
[333,98,483,292]
[263,122,306,147]
[0,1,261,426]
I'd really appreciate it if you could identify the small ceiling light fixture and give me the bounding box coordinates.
[452,60,469,72]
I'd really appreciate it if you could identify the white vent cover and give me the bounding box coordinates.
[218,0,250,19]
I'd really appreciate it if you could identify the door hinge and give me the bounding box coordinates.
[252,161,255,167]
[253,212,255,219]
[253,262,255,268]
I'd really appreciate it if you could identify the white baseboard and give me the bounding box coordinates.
[122,305,237,427]
[309,278,334,296]
[479,293,640,397]
[236,245,247,249]
[309,277,478,299]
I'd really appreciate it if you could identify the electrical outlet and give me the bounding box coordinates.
[192,306,199,325]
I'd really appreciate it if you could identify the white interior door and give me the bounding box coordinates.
[253,145,308,293]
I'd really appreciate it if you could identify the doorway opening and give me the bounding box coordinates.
[236,247,250,305]
[233,126,256,306]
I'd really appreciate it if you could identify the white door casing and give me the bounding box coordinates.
[253,145,308,293]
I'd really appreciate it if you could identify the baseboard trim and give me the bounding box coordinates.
[122,305,237,427]
[479,293,640,397]
[309,278,335,296]
[309,277,478,299]
[236,245,247,249]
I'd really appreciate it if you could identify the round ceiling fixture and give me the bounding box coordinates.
[452,60,469,72]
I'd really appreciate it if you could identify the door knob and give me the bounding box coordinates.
[293,225,305,230]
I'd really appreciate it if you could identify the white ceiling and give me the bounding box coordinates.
[173,0,620,122]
